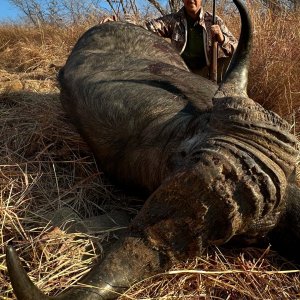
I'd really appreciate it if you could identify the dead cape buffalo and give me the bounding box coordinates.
[6,0,300,299]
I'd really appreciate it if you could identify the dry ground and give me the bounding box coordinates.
[0,4,300,300]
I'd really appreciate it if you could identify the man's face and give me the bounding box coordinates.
[183,0,202,16]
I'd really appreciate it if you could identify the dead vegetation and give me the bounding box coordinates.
[0,3,300,300]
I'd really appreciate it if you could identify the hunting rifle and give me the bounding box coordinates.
[209,0,218,82]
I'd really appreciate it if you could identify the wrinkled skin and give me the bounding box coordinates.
[6,0,300,299]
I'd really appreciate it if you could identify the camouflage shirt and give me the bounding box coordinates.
[145,7,238,67]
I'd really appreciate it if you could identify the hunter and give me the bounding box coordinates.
[145,0,238,81]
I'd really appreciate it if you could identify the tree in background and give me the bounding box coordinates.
[8,0,188,25]
[8,0,299,26]
[9,0,103,25]
[260,0,299,12]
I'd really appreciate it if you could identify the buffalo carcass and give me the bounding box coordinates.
[6,0,300,299]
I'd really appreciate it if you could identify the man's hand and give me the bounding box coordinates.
[211,24,225,44]
[100,15,117,24]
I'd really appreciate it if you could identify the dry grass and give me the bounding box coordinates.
[248,7,300,125]
[121,247,300,299]
[0,3,300,300]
